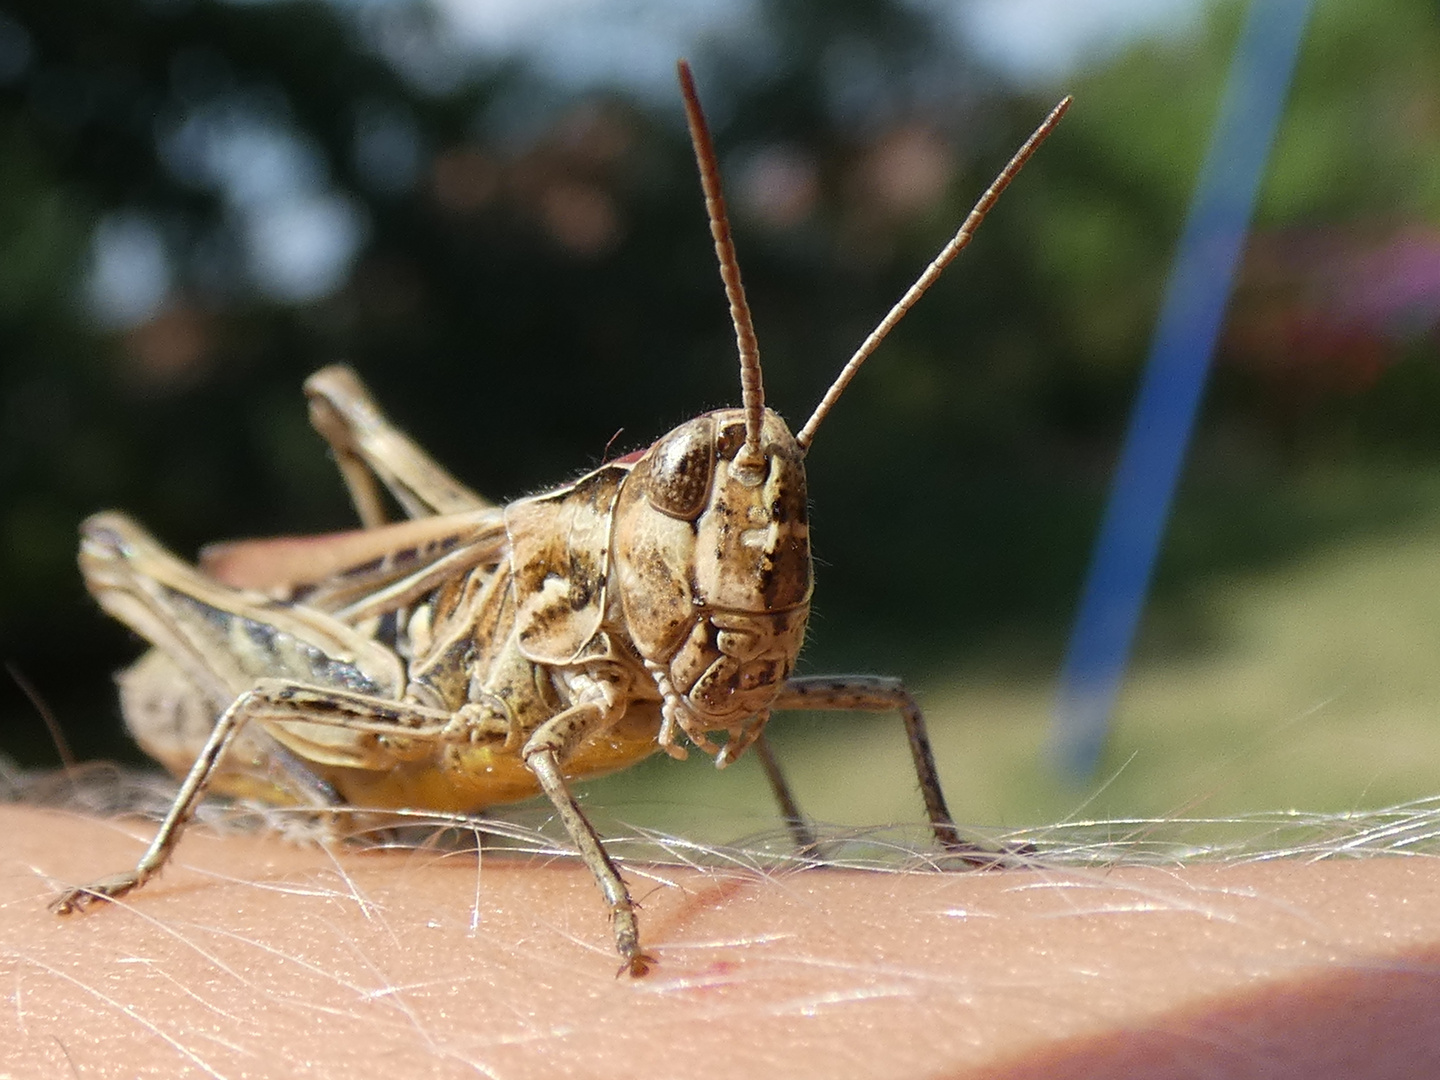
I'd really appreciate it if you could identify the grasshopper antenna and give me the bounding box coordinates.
[678,59,766,473]
[795,95,1072,452]
[5,660,77,773]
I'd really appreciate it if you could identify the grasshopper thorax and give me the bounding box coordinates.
[613,406,810,755]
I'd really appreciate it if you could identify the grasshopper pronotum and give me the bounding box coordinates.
[52,63,1068,976]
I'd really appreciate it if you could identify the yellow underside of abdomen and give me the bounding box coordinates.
[317,704,665,813]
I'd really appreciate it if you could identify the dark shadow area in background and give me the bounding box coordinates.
[2,0,1438,771]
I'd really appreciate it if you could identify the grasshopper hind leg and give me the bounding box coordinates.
[303,365,492,524]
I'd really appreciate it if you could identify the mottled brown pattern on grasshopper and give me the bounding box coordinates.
[51,63,1069,976]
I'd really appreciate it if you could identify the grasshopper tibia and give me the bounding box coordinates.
[528,749,654,977]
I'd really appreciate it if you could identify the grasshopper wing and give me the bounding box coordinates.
[200,508,507,615]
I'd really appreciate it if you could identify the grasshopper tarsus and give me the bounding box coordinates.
[60,68,1067,971]
[50,872,144,915]
[48,891,86,916]
[937,840,1038,873]
[611,897,655,977]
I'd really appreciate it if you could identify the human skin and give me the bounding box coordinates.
[4,802,1440,1079]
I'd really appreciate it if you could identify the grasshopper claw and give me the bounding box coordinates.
[617,952,657,979]
[49,872,143,915]
[935,837,1038,872]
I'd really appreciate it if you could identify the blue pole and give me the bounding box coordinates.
[1051,0,1314,777]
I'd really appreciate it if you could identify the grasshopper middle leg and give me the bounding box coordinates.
[58,513,466,908]
[55,669,653,975]
[50,678,499,913]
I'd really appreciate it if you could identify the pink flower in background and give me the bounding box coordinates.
[1228,225,1440,402]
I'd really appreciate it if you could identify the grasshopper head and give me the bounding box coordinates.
[612,406,811,762]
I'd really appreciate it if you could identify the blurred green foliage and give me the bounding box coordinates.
[1,0,1438,786]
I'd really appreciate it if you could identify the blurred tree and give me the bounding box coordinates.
[1,0,1437,772]
[0,0,1054,765]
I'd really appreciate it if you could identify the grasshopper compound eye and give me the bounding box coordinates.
[643,416,716,520]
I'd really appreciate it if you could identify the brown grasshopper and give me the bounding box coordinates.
[51,62,1068,976]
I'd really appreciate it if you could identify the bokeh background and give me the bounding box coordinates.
[2,0,1439,841]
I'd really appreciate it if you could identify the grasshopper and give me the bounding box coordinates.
[52,63,1068,976]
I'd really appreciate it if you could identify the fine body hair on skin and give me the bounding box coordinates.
[6,759,1440,1078]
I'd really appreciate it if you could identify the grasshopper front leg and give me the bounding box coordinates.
[517,666,654,976]
[751,732,819,853]
[528,750,651,976]
[68,512,656,972]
